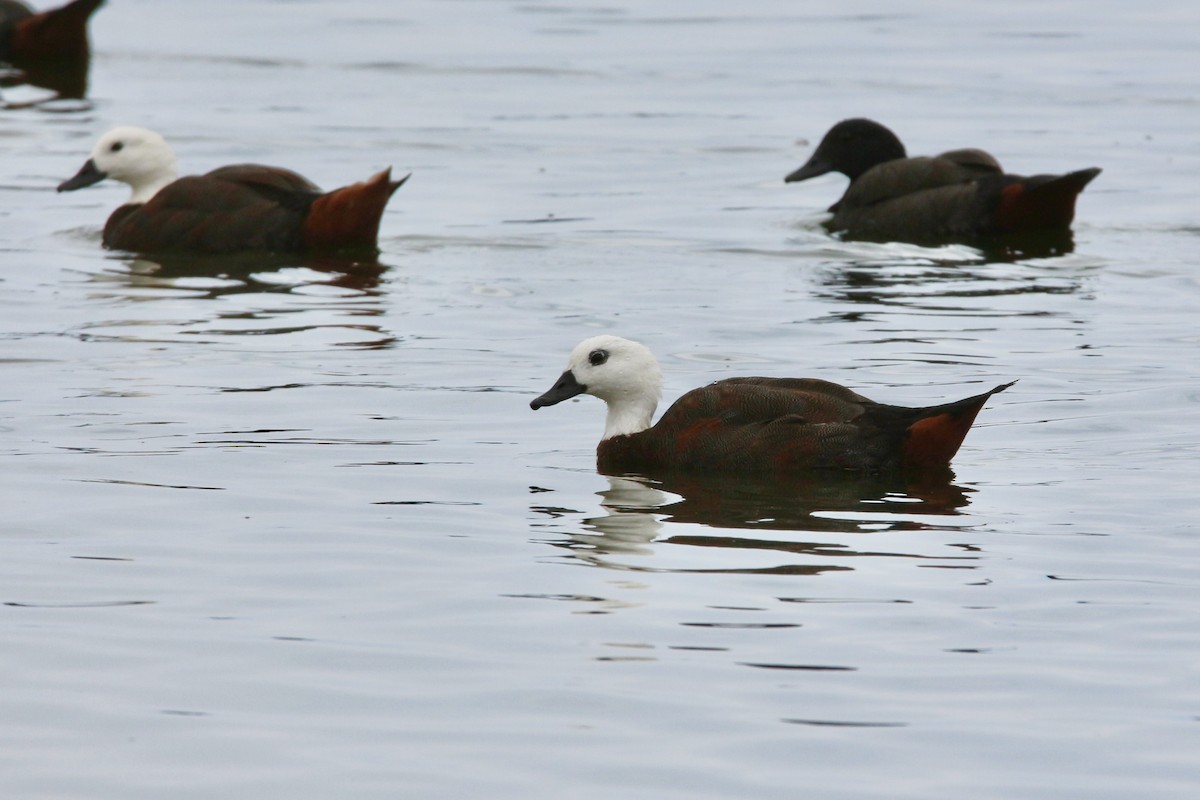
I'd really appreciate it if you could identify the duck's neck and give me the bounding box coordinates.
[127,171,177,205]
[602,394,657,440]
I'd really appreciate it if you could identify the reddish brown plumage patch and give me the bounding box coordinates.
[993,183,1029,233]
[993,168,1101,234]
[903,413,965,469]
[902,390,999,470]
[675,418,723,452]
[301,168,407,251]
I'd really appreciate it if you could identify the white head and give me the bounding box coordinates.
[57,127,179,205]
[530,335,663,439]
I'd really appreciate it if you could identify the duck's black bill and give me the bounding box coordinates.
[57,159,106,192]
[530,370,586,410]
[784,157,832,183]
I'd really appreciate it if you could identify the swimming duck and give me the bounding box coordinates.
[0,0,102,65]
[0,0,102,96]
[57,126,408,254]
[784,118,1100,245]
[531,335,1013,475]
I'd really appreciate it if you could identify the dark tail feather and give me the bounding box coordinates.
[8,0,105,63]
[902,381,1016,469]
[994,167,1101,233]
[302,169,409,251]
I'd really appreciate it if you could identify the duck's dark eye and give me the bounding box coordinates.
[588,349,608,366]
[110,141,124,153]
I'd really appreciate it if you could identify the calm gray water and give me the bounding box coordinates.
[2,1,1198,798]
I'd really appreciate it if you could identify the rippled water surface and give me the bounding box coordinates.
[3,1,1198,798]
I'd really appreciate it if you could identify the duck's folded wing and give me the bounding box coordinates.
[632,379,881,472]
[935,148,1002,175]
[659,378,872,429]
[205,165,323,198]
[839,155,988,210]
[104,173,317,252]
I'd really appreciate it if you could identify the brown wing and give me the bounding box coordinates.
[935,148,1003,175]
[599,378,887,474]
[657,378,871,428]
[834,162,1099,242]
[838,155,987,210]
[205,164,323,195]
[830,153,1008,242]
[103,167,321,253]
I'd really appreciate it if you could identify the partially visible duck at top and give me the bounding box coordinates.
[530,335,1013,476]
[784,118,1101,246]
[57,126,408,255]
[0,0,104,97]
[0,0,102,64]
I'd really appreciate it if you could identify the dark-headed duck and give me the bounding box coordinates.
[531,335,1013,475]
[57,126,408,254]
[784,118,1100,245]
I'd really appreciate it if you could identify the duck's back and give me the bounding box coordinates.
[103,165,322,253]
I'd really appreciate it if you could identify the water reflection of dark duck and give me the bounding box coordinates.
[812,255,1089,311]
[537,472,975,573]
[622,470,970,533]
[785,118,1100,250]
[0,0,104,100]
[98,251,391,299]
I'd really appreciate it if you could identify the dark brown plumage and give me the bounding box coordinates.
[785,118,1100,245]
[0,0,102,63]
[594,377,1013,475]
[99,165,405,254]
[0,0,103,96]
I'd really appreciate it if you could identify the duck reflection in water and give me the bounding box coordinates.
[536,470,974,572]
[810,252,1091,315]
[84,252,397,349]
[0,0,105,101]
[94,251,392,299]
